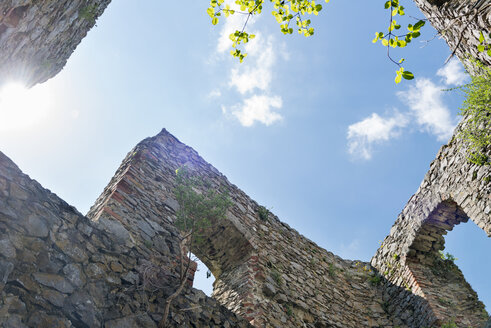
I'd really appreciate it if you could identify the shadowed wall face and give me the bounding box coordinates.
[0,0,111,87]
[372,120,491,327]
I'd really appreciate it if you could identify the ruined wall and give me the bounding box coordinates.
[87,129,408,328]
[413,0,491,72]
[0,151,252,327]
[0,126,489,327]
[0,0,110,87]
[372,119,491,328]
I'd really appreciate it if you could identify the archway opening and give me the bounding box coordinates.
[406,200,489,326]
[444,220,490,312]
[191,253,215,297]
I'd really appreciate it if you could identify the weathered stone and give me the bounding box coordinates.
[0,237,16,258]
[41,288,66,307]
[105,314,157,328]
[95,217,134,247]
[27,311,72,328]
[9,183,29,201]
[54,238,88,263]
[32,272,74,294]
[263,282,276,297]
[24,215,49,238]
[2,315,28,328]
[164,197,180,212]
[121,271,139,285]
[85,263,105,279]
[3,294,26,314]
[62,263,86,288]
[110,261,123,273]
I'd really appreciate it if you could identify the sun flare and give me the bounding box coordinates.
[0,82,53,132]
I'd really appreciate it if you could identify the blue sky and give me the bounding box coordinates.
[0,0,488,309]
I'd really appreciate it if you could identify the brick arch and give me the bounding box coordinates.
[372,197,489,327]
[406,199,473,263]
[403,199,487,327]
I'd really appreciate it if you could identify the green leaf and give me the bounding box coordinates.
[402,71,414,80]
[413,20,425,30]
[382,39,389,46]
[212,17,219,25]
[479,31,484,43]
[478,45,485,52]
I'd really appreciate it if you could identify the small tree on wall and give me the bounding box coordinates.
[158,167,232,328]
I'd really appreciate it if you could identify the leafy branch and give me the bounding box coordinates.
[207,0,329,62]
[372,0,425,83]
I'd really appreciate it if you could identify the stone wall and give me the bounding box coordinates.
[413,0,491,73]
[372,119,491,327]
[0,125,489,327]
[0,150,252,327]
[0,0,110,87]
[87,129,406,328]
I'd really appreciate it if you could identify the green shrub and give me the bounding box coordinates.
[456,59,491,165]
[257,205,270,221]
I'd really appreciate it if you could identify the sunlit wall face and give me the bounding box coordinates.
[0,82,53,132]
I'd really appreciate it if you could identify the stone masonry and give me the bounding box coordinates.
[372,119,491,327]
[85,129,411,328]
[0,0,110,87]
[413,0,491,73]
[0,149,252,327]
[1,126,489,327]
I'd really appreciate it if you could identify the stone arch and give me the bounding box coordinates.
[182,209,258,320]
[87,129,262,324]
[407,199,472,263]
[402,200,487,327]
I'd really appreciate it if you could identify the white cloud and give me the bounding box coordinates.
[229,35,274,94]
[397,78,456,141]
[207,89,221,99]
[437,58,468,86]
[216,3,248,53]
[347,112,409,160]
[213,9,287,127]
[225,94,283,127]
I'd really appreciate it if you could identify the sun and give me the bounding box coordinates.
[0,82,53,132]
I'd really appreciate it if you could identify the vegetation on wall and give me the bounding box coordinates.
[159,167,231,327]
[456,58,491,165]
